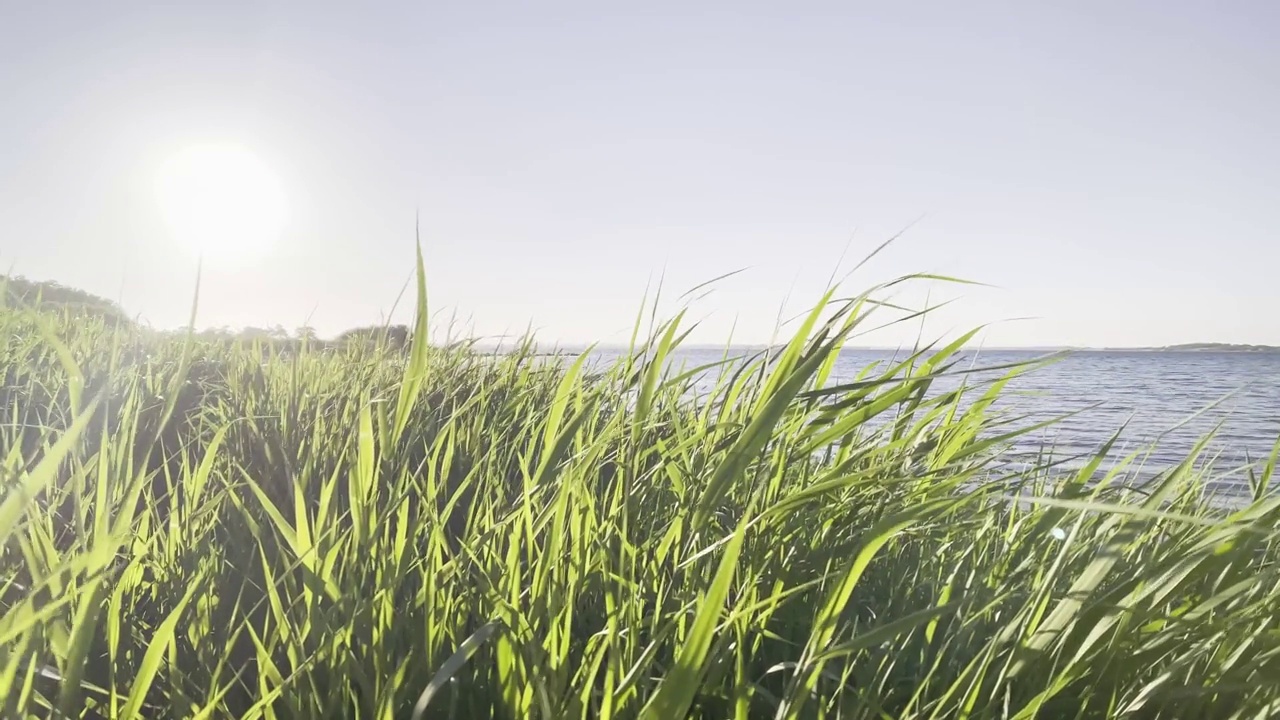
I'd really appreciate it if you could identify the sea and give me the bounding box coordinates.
[579,347,1280,499]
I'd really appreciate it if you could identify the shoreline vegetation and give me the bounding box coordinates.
[8,274,1277,355]
[528,344,1280,357]
[4,262,1280,718]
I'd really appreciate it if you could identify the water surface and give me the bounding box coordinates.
[584,347,1280,497]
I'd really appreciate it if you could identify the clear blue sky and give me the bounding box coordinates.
[2,2,1277,347]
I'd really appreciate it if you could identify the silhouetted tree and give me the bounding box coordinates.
[337,324,410,350]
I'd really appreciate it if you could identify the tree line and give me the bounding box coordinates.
[2,275,410,348]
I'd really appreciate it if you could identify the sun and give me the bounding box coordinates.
[155,144,288,262]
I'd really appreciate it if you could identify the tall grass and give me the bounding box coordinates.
[2,256,1280,718]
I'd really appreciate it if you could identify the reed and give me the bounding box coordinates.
[2,255,1278,718]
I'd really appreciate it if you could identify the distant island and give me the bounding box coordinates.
[1099,343,1280,353]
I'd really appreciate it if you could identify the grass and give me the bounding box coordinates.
[2,253,1280,719]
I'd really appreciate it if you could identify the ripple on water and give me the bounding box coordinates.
[586,348,1280,493]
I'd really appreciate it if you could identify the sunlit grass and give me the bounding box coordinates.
[2,256,1280,718]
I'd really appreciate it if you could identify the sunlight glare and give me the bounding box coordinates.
[155,144,288,261]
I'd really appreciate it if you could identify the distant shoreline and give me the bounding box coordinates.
[1091,344,1280,353]
[504,343,1280,356]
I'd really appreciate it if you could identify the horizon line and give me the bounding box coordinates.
[469,341,1280,353]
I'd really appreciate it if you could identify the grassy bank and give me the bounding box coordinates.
[3,259,1280,719]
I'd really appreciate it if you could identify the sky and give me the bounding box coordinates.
[1,1,1277,348]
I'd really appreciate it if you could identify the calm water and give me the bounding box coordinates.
[585,348,1280,497]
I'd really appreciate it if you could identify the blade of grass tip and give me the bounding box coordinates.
[633,313,685,445]
[838,217,921,283]
[159,260,201,433]
[544,348,594,450]
[755,287,838,409]
[410,621,502,719]
[354,402,376,545]
[813,299,867,391]
[30,312,85,414]
[638,515,750,720]
[849,297,953,343]
[647,266,667,348]
[678,267,749,302]
[185,424,230,515]
[235,468,342,602]
[766,276,796,349]
[1254,436,1280,502]
[393,230,431,441]
[623,279,653,378]
[383,273,413,335]
[907,272,993,288]
[913,286,932,353]
[824,229,857,292]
